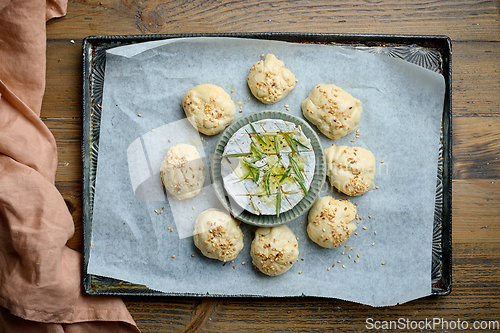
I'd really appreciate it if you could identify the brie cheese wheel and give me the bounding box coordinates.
[221,119,315,216]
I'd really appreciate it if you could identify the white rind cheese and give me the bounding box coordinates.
[221,119,315,216]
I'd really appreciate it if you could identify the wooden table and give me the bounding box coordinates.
[43,1,500,331]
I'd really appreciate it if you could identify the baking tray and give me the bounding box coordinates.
[82,33,452,297]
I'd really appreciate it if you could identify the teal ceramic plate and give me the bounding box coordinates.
[211,110,326,227]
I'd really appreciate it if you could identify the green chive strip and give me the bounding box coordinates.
[289,155,304,183]
[286,133,299,156]
[294,176,309,196]
[225,152,250,158]
[292,138,310,150]
[274,135,280,156]
[279,165,292,183]
[249,123,265,144]
[276,187,282,218]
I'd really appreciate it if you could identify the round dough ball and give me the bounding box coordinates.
[250,225,299,277]
[301,83,362,140]
[160,143,205,201]
[181,84,236,135]
[307,196,357,248]
[325,144,375,196]
[193,208,244,262]
[247,54,296,104]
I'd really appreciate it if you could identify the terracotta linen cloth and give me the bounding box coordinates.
[0,0,140,331]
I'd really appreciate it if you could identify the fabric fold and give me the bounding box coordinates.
[0,0,140,331]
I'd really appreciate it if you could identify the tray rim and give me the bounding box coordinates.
[81,32,452,299]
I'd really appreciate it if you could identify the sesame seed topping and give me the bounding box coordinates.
[231,89,234,93]
[342,265,345,268]
[327,267,331,271]
[298,271,303,274]
[171,255,175,258]
[381,262,386,265]
[138,113,142,117]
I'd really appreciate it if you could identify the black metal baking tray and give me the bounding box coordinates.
[82,33,452,297]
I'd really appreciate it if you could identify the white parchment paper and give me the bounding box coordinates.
[88,37,445,306]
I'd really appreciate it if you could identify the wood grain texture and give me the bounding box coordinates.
[122,237,500,332]
[45,0,500,41]
[39,0,500,331]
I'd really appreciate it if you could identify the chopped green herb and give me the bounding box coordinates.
[294,176,309,196]
[280,165,292,183]
[276,187,282,218]
[225,152,250,157]
[249,123,265,144]
[286,133,299,156]
[292,138,310,150]
[274,135,280,156]
[289,155,304,183]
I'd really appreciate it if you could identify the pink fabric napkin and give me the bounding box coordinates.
[0,0,140,331]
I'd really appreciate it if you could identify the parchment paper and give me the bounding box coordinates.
[88,37,445,307]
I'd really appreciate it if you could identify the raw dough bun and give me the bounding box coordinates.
[307,196,357,248]
[247,54,296,104]
[160,143,204,201]
[250,225,299,277]
[301,83,362,140]
[193,208,244,262]
[325,144,375,196]
[182,84,236,135]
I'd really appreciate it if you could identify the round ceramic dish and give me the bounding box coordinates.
[211,110,326,227]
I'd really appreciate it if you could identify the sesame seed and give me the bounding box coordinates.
[368,215,372,218]
[350,140,354,142]
[362,227,367,230]
[372,242,375,246]
[192,206,195,210]
[381,262,386,265]
[332,264,335,267]
[171,228,174,232]
[248,97,251,101]
[348,254,351,259]
[261,54,264,57]
[327,267,331,271]
[239,110,243,113]
[381,160,385,163]
[151,129,154,132]
[374,186,379,189]
[191,254,195,257]
[374,231,377,235]
[354,259,357,263]
[171,255,175,258]
[231,89,234,93]
[138,113,142,117]
[237,101,243,106]
[342,265,345,268]
[298,271,303,274]
[242,262,246,265]
[233,265,236,269]
[301,258,304,261]
[337,260,341,263]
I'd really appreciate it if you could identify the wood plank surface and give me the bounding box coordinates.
[45,0,500,41]
[39,0,500,331]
